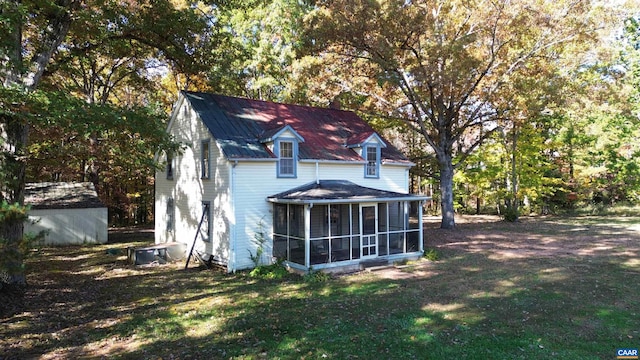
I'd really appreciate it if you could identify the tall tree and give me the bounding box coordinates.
[207,0,311,102]
[305,0,599,228]
[0,0,227,284]
[1,0,79,285]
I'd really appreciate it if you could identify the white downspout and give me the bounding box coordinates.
[315,160,319,184]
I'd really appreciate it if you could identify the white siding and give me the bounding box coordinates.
[155,98,232,266]
[25,208,108,245]
[229,160,410,270]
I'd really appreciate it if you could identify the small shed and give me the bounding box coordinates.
[24,182,108,245]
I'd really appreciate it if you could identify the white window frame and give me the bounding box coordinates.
[166,198,174,231]
[201,140,211,179]
[276,138,297,178]
[364,145,380,178]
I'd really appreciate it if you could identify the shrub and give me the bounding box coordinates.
[502,206,519,222]
[424,248,440,261]
[248,218,267,267]
[304,269,331,283]
[249,262,290,280]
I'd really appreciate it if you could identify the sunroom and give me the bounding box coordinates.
[268,180,429,272]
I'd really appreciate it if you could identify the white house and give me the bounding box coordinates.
[25,182,108,245]
[155,91,429,272]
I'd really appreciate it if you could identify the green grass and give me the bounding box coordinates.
[1,216,639,359]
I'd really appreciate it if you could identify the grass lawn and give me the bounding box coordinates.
[1,216,639,359]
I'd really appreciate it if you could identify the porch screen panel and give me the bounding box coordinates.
[310,239,329,265]
[351,205,360,234]
[310,205,328,238]
[409,201,420,229]
[330,204,351,261]
[388,202,405,231]
[274,204,287,234]
[407,201,421,252]
[290,239,305,265]
[351,204,360,259]
[330,204,350,236]
[290,205,305,238]
[389,233,404,254]
[406,232,419,252]
[378,203,387,232]
[378,234,388,256]
[273,204,288,260]
[272,203,304,263]
[273,235,288,259]
[289,205,305,265]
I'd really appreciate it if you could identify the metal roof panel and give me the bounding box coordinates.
[182,91,411,163]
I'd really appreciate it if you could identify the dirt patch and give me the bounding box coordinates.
[424,215,640,258]
[370,214,640,279]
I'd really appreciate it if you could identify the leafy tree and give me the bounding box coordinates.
[208,0,312,102]
[551,13,640,207]
[0,0,226,284]
[305,0,599,228]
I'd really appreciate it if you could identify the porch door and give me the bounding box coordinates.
[361,204,378,258]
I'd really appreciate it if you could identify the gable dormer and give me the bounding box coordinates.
[260,125,304,178]
[346,132,387,178]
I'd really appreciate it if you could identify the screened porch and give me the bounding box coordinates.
[267,180,428,271]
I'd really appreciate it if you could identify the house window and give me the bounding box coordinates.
[277,140,296,177]
[365,145,380,178]
[201,201,211,242]
[166,198,174,231]
[166,152,174,180]
[201,140,210,179]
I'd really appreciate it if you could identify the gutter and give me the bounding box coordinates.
[266,195,431,205]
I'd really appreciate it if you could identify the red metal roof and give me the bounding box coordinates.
[183,91,411,164]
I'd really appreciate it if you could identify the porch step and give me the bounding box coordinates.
[360,259,391,270]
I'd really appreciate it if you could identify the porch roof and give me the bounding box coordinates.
[267,180,429,204]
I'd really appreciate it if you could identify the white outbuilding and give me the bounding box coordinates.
[25,182,108,245]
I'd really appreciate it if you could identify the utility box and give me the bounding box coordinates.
[128,243,186,265]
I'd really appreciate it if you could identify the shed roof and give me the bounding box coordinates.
[267,180,429,204]
[181,91,411,164]
[25,182,105,210]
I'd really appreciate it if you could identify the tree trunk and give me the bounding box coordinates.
[510,126,519,222]
[0,217,26,285]
[439,157,456,229]
[0,118,28,286]
[1,0,76,286]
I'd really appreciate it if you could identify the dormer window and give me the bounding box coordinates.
[365,145,380,178]
[345,132,387,179]
[277,139,297,178]
[261,125,304,179]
